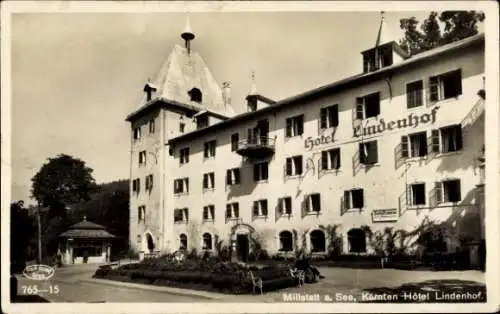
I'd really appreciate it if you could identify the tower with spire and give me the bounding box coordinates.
[361,11,409,73]
[245,70,276,112]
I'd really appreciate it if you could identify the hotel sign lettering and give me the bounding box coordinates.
[303,107,440,150]
[354,106,440,138]
[304,132,335,150]
[372,208,398,222]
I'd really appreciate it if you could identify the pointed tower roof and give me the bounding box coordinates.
[141,45,235,116]
[128,15,236,119]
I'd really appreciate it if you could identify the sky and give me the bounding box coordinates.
[10,9,436,205]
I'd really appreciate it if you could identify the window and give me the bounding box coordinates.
[320,105,339,129]
[409,183,426,206]
[179,122,185,133]
[180,148,190,164]
[252,199,268,217]
[174,208,189,223]
[363,46,393,73]
[204,140,217,158]
[305,193,321,213]
[277,197,292,216]
[231,133,239,151]
[321,148,341,170]
[285,115,304,138]
[203,172,215,190]
[132,178,141,194]
[401,132,428,158]
[145,174,154,191]
[355,92,380,119]
[149,119,155,133]
[133,127,141,140]
[202,233,213,250]
[138,205,146,222]
[188,87,202,103]
[344,189,364,209]
[285,155,303,176]
[253,162,269,182]
[179,234,188,250]
[174,178,189,194]
[197,116,209,129]
[359,141,378,164]
[226,202,240,220]
[279,231,293,252]
[137,234,142,245]
[431,125,463,154]
[406,80,424,108]
[202,205,215,222]
[429,69,462,102]
[310,230,326,253]
[247,98,257,112]
[138,151,147,165]
[226,168,241,185]
[253,162,269,181]
[435,179,461,204]
[348,229,366,253]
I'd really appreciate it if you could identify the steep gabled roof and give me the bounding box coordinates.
[130,44,235,121]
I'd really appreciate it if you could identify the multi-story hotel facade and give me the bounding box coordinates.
[126,15,486,266]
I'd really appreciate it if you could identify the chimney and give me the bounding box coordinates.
[222,81,231,106]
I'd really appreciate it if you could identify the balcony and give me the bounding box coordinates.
[235,136,275,159]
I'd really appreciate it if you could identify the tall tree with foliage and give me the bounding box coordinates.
[30,154,97,258]
[399,11,485,56]
[31,154,97,217]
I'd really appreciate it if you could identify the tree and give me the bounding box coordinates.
[66,179,130,257]
[31,154,97,215]
[399,11,485,56]
[10,201,36,273]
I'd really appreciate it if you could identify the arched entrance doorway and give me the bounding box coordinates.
[347,228,366,253]
[145,233,155,253]
[310,229,326,253]
[230,223,255,262]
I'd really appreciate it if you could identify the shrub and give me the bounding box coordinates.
[93,265,112,278]
[187,248,198,260]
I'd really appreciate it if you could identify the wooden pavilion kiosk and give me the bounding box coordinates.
[58,216,116,264]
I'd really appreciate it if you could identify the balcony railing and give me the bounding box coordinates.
[235,136,275,158]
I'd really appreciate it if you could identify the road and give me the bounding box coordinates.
[14,263,213,303]
[13,263,486,303]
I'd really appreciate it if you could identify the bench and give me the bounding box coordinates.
[248,271,263,294]
[248,269,299,294]
[289,268,305,287]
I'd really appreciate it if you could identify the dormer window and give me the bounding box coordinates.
[188,88,202,103]
[196,115,208,129]
[247,96,257,112]
[362,44,394,73]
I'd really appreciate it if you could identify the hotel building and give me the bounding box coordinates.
[126,15,486,266]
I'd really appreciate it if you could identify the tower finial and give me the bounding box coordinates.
[181,12,195,54]
[375,11,387,47]
[249,70,257,95]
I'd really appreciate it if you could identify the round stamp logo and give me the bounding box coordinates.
[22,264,55,281]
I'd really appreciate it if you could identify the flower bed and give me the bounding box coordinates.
[94,257,297,294]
